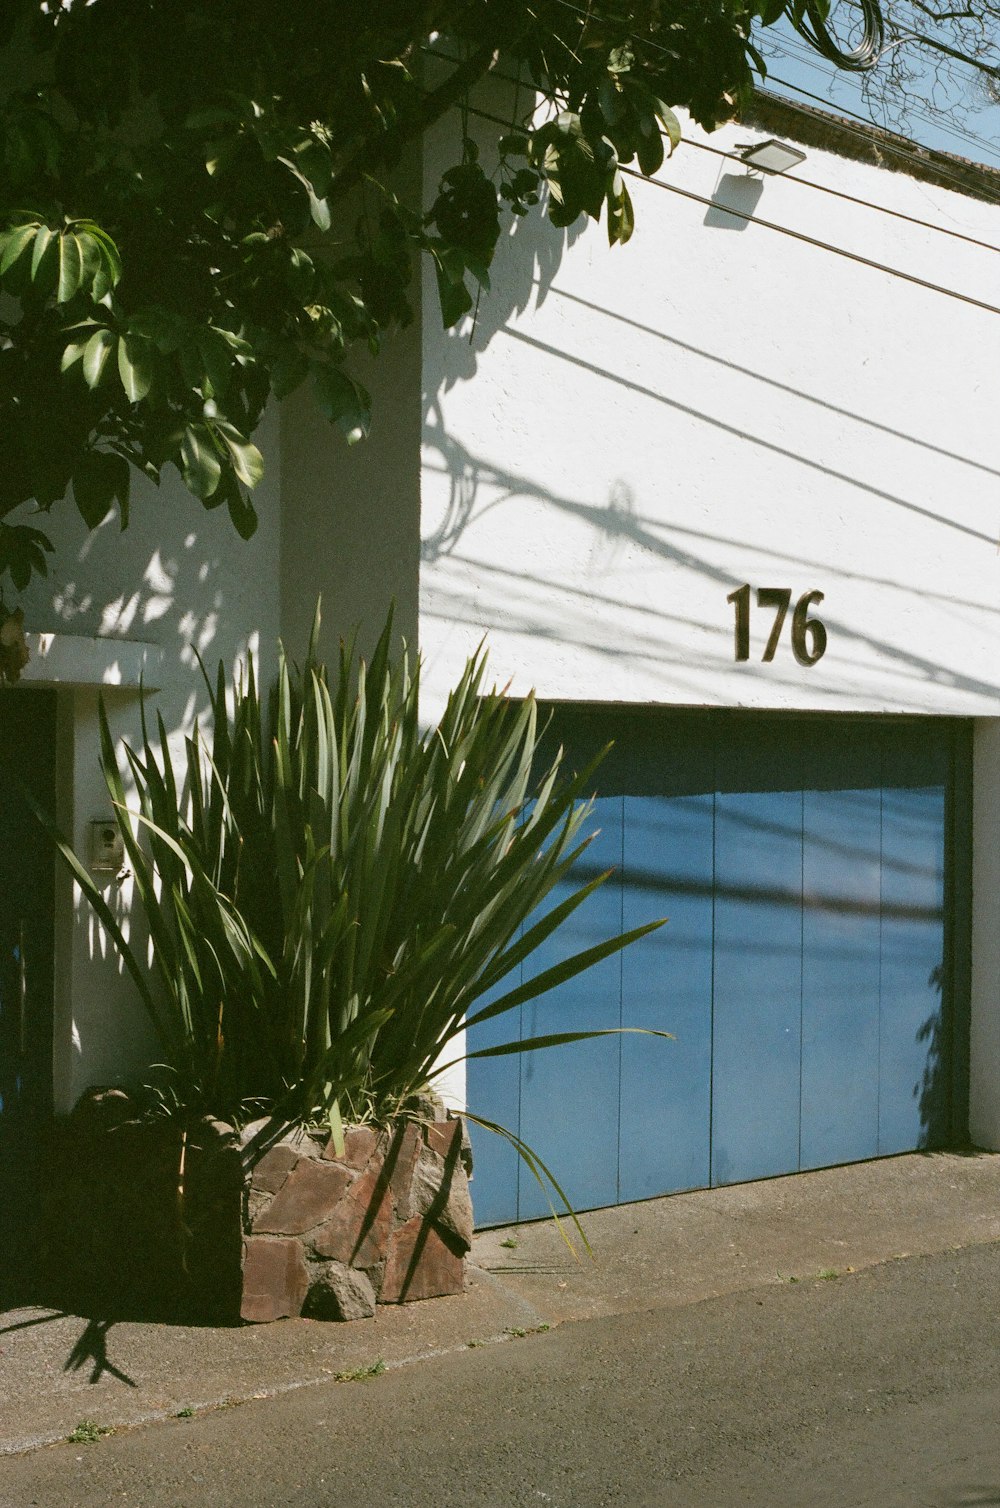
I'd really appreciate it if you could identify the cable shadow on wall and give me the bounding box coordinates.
[422,412,1000,707]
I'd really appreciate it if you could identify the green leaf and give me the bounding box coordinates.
[473,920,665,1023]
[433,260,473,328]
[195,330,233,398]
[466,1026,674,1060]
[607,176,635,246]
[72,451,128,528]
[29,225,58,295]
[82,327,114,388]
[212,420,264,488]
[128,307,183,354]
[607,44,635,75]
[636,119,665,177]
[270,345,309,399]
[227,486,258,540]
[0,523,53,592]
[57,231,84,302]
[286,247,314,300]
[87,227,123,300]
[118,334,154,402]
[308,189,331,232]
[0,222,38,279]
[205,136,242,177]
[293,137,333,197]
[654,101,682,153]
[60,338,89,374]
[461,1112,591,1256]
[180,423,222,499]
[313,366,371,444]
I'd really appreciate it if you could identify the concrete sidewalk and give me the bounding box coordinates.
[3,1149,1000,1458]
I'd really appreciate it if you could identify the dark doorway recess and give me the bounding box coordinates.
[0,688,57,1297]
[468,708,972,1227]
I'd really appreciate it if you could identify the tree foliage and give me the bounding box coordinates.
[0,0,883,592]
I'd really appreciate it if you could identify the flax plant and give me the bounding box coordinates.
[51,608,663,1192]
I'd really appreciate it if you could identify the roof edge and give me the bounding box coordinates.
[740,88,1000,205]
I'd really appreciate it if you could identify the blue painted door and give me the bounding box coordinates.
[466,711,965,1226]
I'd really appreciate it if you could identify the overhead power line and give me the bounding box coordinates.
[522,0,1000,205]
[760,78,1000,204]
[681,136,1000,255]
[460,97,1000,319]
[758,27,1000,164]
[425,46,1000,251]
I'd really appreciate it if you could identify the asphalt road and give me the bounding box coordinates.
[3,1243,999,1508]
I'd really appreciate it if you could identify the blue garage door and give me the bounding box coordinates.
[467,711,971,1226]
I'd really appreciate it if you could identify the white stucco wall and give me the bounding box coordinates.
[420,103,1000,1128]
[10,408,283,1108]
[420,112,1000,720]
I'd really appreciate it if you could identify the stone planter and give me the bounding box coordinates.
[239,1113,474,1323]
[38,1091,474,1325]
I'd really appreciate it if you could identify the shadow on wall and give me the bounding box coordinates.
[14,405,282,691]
[703,170,764,230]
[428,193,585,401]
[919,962,950,1148]
[421,263,1000,707]
[421,412,1000,708]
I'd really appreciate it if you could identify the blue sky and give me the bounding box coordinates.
[755,11,1000,172]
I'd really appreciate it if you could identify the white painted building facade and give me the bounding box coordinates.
[7,93,1000,1219]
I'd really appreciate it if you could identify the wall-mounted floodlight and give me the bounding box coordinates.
[737,139,807,175]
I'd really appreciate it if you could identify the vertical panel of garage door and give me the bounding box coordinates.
[463,968,523,1228]
[711,723,803,1187]
[799,724,881,1170]
[878,726,949,1154]
[516,799,623,1220]
[619,719,714,1202]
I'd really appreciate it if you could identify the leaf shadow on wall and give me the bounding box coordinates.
[429,198,586,398]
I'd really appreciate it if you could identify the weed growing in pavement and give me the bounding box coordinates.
[499,1236,519,1250]
[67,1420,111,1444]
[334,1359,387,1382]
[817,1269,839,1280]
[176,1407,195,1418]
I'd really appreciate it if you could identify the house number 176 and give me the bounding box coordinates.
[726,585,827,666]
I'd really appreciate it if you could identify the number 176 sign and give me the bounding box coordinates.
[725,585,827,666]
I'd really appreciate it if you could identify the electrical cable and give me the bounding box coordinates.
[424,46,1000,250]
[537,0,1000,199]
[761,77,1000,200]
[460,96,1000,318]
[547,0,883,70]
[758,27,1000,163]
[681,135,1000,254]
